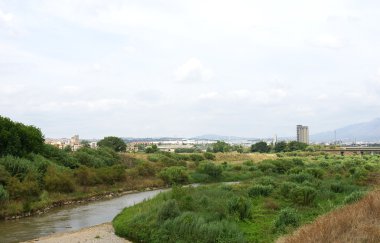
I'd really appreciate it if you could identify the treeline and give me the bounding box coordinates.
[0,116,129,217]
[251,141,310,153]
[0,116,44,157]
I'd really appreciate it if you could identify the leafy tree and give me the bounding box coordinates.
[0,116,44,157]
[80,140,90,148]
[159,166,189,185]
[251,141,270,153]
[274,141,287,152]
[211,141,231,153]
[145,144,159,153]
[287,141,308,152]
[97,136,126,152]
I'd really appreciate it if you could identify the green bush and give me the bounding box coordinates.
[197,162,222,178]
[203,152,216,160]
[330,182,345,193]
[0,185,9,201]
[136,162,156,176]
[189,153,204,162]
[157,199,181,221]
[344,191,365,204]
[280,182,297,197]
[274,208,300,232]
[44,166,75,193]
[227,196,251,220]
[289,185,317,205]
[159,166,189,185]
[248,184,273,197]
[289,172,314,183]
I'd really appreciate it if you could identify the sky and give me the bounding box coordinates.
[1,0,380,139]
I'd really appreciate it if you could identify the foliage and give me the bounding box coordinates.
[159,166,189,185]
[197,162,222,178]
[227,196,251,220]
[0,185,9,201]
[44,166,75,193]
[274,208,300,232]
[157,199,181,221]
[0,116,44,157]
[211,141,232,153]
[251,141,270,153]
[145,144,159,153]
[97,136,126,152]
[203,152,216,160]
[248,184,273,197]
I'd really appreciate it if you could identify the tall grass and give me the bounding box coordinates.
[277,190,380,243]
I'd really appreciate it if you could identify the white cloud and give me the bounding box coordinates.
[198,91,219,100]
[61,85,81,95]
[0,9,13,25]
[175,58,213,82]
[307,34,343,49]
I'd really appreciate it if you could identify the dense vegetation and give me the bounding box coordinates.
[0,116,267,219]
[113,154,380,242]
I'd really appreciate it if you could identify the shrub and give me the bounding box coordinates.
[44,166,75,193]
[97,165,126,184]
[157,199,181,221]
[0,156,34,179]
[227,196,251,220]
[197,162,222,178]
[305,168,324,179]
[189,154,204,162]
[248,184,273,197]
[137,162,156,176]
[330,182,345,193]
[159,166,189,185]
[0,185,9,201]
[289,172,314,183]
[274,208,300,232]
[75,166,99,186]
[289,185,317,205]
[203,152,215,160]
[280,182,297,197]
[344,191,365,204]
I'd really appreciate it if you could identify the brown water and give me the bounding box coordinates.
[0,189,167,243]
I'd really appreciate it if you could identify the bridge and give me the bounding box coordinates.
[321,147,380,156]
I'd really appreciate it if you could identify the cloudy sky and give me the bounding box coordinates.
[1,0,380,138]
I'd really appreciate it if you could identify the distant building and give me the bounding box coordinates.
[297,125,309,144]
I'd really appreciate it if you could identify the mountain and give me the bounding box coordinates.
[311,118,380,142]
[191,134,258,141]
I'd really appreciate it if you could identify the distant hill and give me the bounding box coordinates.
[311,118,380,142]
[191,134,258,141]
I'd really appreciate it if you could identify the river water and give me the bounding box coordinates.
[0,189,168,243]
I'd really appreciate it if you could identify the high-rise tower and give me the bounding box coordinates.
[296,125,309,144]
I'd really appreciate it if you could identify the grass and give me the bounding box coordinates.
[113,154,380,243]
[277,189,380,243]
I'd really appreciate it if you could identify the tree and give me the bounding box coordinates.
[97,136,126,152]
[251,141,270,153]
[211,141,231,153]
[0,116,44,157]
[81,140,90,148]
[287,141,308,152]
[274,141,287,152]
[145,144,159,153]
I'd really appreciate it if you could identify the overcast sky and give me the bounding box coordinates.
[1,0,380,138]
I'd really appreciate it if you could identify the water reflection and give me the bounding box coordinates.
[0,189,167,243]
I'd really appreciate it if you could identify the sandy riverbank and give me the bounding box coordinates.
[23,223,131,243]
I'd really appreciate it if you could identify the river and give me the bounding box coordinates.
[0,189,168,243]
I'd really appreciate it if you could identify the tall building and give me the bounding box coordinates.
[296,125,309,144]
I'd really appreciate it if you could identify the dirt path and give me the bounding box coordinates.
[23,223,131,243]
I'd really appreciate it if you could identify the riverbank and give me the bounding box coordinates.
[23,223,130,243]
[2,183,166,221]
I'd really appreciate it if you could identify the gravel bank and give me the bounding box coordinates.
[23,223,131,243]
